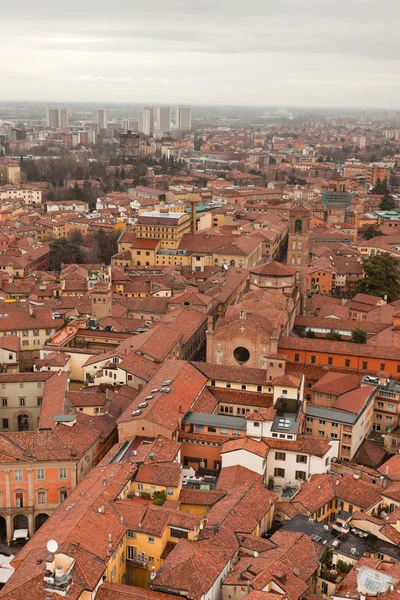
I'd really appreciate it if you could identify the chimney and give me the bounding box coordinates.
[45,553,55,574]
[273,571,287,585]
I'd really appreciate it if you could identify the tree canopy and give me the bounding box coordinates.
[356,254,400,302]
[372,178,390,195]
[49,238,85,270]
[379,194,396,211]
[351,328,367,344]
[363,225,383,240]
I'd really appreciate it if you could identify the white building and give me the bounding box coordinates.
[155,107,171,132]
[0,188,42,205]
[138,107,154,136]
[176,106,191,131]
[46,200,89,213]
[122,118,138,131]
[221,390,339,491]
[98,108,108,130]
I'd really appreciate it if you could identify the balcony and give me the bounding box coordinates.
[127,556,148,569]
[378,390,397,399]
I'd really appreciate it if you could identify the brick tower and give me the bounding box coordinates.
[287,204,310,303]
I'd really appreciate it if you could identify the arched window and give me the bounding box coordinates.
[240,309,247,320]
[278,363,283,368]
[215,349,223,365]
[230,259,236,267]
[295,219,302,233]
[282,389,288,395]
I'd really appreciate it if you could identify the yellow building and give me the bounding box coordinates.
[136,210,191,250]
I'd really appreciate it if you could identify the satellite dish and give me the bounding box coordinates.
[47,539,58,554]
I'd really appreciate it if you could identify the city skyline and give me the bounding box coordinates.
[1,0,400,108]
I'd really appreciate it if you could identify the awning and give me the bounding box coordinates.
[13,529,28,541]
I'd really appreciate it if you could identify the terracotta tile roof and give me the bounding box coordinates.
[191,362,267,385]
[250,261,297,277]
[221,437,268,458]
[310,372,361,395]
[118,352,160,381]
[355,439,386,468]
[335,475,382,509]
[279,335,400,361]
[0,304,62,333]
[206,482,277,534]
[246,407,277,422]
[34,350,68,367]
[379,455,400,481]
[118,361,207,434]
[332,385,374,413]
[0,335,19,353]
[135,463,182,488]
[36,372,69,430]
[152,539,231,600]
[265,435,332,458]
[178,489,226,506]
[66,390,107,407]
[382,482,400,502]
[97,582,176,600]
[216,465,262,491]
[272,374,301,387]
[192,388,219,413]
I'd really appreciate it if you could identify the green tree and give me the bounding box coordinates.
[379,194,396,211]
[372,178,390,195]
[337,560,353,575]
[363,225,383,240]
[71,182,85,201]
[356,254,400,302]
[152,490,166,506]
[306,329,316,338]
[327,330,341,341]
[351,328,367,344]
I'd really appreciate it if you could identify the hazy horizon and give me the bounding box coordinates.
[2,0,400,109]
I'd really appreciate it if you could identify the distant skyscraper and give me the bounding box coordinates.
[176,106,191,131]
[98,108,108,130]
[46,108,58,128]
[138,107,154,136]
[155,107,171,132]
[58,109,68,128]
[46,108,68,128]
[122,118,138,132]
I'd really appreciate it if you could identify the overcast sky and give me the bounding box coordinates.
[1,0,400,108]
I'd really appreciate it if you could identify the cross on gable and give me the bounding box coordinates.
[240,325,246,334]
